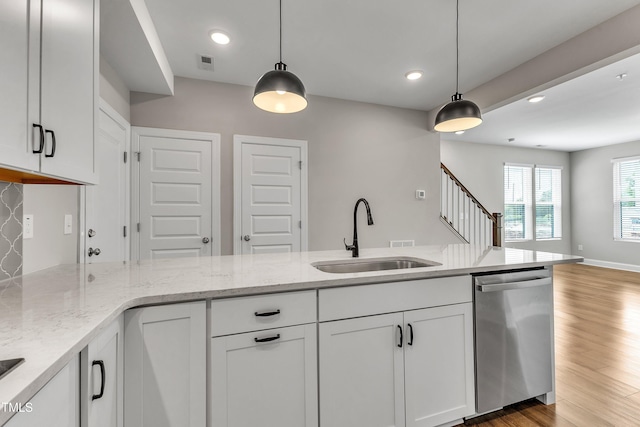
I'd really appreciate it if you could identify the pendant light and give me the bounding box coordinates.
[434,0,482,132]
[253,0,307,113]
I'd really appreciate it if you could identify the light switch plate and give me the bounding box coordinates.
[64,214,72,235]
[23,214,34,239]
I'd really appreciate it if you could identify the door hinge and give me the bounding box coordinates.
[135,152,141,162]
[137,223,140,232]
[123,152,128,163]
[298,160,302,169]
[299,220,302,229]
[123,226,127,237]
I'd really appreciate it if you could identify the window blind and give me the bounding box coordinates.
[504,165,533,241]
[613,157,640,241]
[535,167,562,239]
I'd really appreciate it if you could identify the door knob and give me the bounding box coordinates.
[87,229,96,238]
[243,235,251,241]
[88,247,101,257]
[202,237,210,244]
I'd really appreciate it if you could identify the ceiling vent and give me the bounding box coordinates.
[197,54,214,71]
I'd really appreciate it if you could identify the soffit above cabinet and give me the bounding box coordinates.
[101,0,174,96]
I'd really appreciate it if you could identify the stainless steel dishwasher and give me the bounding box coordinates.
[473,267,553,414]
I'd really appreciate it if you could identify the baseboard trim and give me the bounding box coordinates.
[581,258,640,273]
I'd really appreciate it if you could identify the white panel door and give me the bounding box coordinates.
[211,324,318,427]
[319,313,405,427]
[133,127,221,260]
[0,0,38,171]
[404,303,475,427]
[234,135,308,255]
[83,102,129,264]
[124,301,206,427]
[39,0,96,183]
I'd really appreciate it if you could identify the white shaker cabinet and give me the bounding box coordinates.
[319,277,475,427]
[5,356,79,427]
[124,301,206,427]
[0,0,97,184]
[0,0,38,172]
[319,313,406,427]
[81,316,124,427]
[210,291,318,427]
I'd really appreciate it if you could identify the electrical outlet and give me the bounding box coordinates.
[64,214,72,235]
[577,244,583,251]
[23,214,34,239]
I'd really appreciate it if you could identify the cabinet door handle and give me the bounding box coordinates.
[45,129,56,158]
[32,124,45,153]
[254,309,280,317]
[407,323,414,346]
[91,360,105,400]
[397,325,403,348]
[254,334,281,343]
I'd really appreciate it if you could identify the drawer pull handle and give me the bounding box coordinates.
[254,309,281,317]
[254,334,281,343]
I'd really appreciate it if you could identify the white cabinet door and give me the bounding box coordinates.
[82,316,124,427]
[5,356,79,427]
[124,301,206,427]
[211,324,318,427]
[38,0,97,183]
[319,313,405,427]
[404,303,475,427]
[0,0,39,171]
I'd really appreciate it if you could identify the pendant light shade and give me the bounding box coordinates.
[253,0,307,113]
[253,62,307,113]
[434,93,482,132]
[434,0,482,132]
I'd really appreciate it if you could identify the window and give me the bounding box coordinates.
[613,156,640,241]
[504,165,532,241]
[535,167,562,239]
[504,164,562,242]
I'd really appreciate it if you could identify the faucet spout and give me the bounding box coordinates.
[344,198,374,258]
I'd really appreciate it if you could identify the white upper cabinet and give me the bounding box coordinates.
[0,0,97,184]
[0,0,38,172]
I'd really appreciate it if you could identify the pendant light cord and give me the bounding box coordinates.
[279,0,283,64]
[455,0,459,94]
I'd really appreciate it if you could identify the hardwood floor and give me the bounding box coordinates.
[460,263,640,427]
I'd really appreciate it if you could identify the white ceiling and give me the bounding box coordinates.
[447,52,640,152]
[104,0,640,152]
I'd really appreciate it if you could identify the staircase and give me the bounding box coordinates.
[440,163,502,247]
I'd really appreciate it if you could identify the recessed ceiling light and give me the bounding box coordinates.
[455,130,465,135]
[209,30,230,45]
[405,70,423,80]
[527,95,545,103]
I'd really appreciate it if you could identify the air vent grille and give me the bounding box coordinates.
[197,54,214,71]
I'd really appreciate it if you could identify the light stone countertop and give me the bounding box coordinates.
[0,244,582,424]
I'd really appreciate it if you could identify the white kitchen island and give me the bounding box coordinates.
[0,244,582,426]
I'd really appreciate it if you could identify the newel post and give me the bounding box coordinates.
[492,213,503,247]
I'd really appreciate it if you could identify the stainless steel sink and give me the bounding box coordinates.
[312,256,441,274]
[0,358,24,380]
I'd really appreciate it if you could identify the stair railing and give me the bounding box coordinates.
[440,163,502,247]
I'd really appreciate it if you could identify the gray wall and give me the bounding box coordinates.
[100,56,131,121]
[22,185,79,274]
[440,139,572,254]
[131,77,458,255]
[571,140,640,267]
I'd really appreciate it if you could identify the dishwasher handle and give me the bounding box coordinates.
[476,277,551,293]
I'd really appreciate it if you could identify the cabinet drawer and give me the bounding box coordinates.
[211,291,316,336]
[319,276,471,322]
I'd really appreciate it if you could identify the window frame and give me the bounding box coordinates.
[612,155,640,243]
[503,163,563,243]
